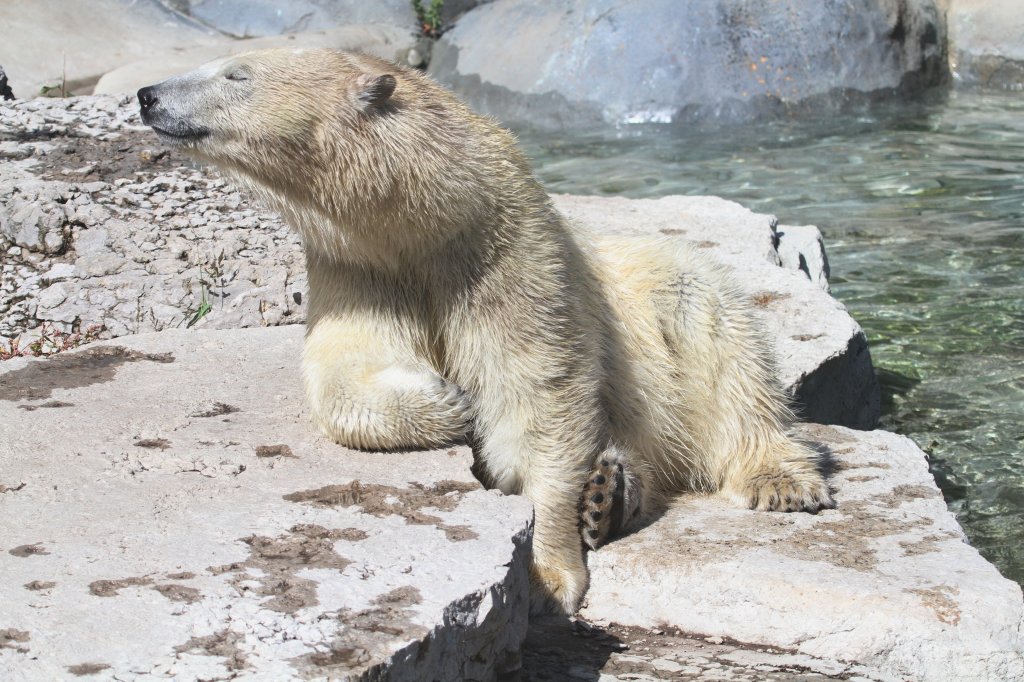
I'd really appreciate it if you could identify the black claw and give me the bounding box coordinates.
[594,474,606,485]
[601,460,609,467]
[587,529,600,538]
[590,511,602,521]
[591,492,604,505]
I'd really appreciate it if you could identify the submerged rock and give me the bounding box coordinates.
[0,327,532,680]
[429,0,948,130]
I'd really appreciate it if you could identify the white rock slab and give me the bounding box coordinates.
[0,326,532,681]
[580,424,1024,682]
[554,194,880,429]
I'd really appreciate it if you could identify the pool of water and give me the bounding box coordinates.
[518,90,1024,587]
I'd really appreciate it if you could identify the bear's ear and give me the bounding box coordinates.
[358,74,397,107]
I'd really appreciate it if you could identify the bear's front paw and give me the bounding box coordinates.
[427,376,474,427]
[742,463,835,513]
[529,559,588,616]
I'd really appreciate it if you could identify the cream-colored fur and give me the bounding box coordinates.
[139,49,833,615]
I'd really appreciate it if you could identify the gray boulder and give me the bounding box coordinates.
[159,0,487,38]
[429,0,948,130]
[948,0,1024,88]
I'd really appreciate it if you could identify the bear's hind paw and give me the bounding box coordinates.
[580,448,641,550]
[742,465,835,513]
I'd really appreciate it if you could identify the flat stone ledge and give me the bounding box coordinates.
[579,424,1024,682]
[0,326,532,681]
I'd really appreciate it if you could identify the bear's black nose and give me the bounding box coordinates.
[137,86,158,113]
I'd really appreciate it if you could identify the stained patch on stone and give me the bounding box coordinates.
[844,474,879,483]
[436,525,479,542]
[134,438,171,450]
[831,459,891,472]
[1,346,174,402]
[174,629,249,671]
[283,480,480,542]
[34,132,189,184]
[335,528,370,542]
[791,333,824,342]
[0,482,26,493]
[154,584,201,603]
[89,576,153,597]
[212,524,352,613]
[799,424,857,445]
[295,586,428,675]
[373,586,422,607]
[908,585,962,625]
[9,543,49,557]
[17,400,73,411]
[166,571,196,580]
[0,628,30,652]
[880,484,938,508]
[190,402,241,418]
[750,291,791,307]
[67,663,111,676]
[24,580,56,591]
[899,532,961,557]
[255,444,295,459]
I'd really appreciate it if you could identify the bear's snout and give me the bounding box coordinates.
[137,81,211,143]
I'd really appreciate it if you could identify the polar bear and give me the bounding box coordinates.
[138,49,833,614]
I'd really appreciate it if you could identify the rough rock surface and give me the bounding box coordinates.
[94,24,419,96]
[1,96,307,344]
[0,95,878,429]
[947,0,1024,89]
[0,326,533,680]
[429,0,948,130]
[554,194,879,429]
[581,424,1024,682]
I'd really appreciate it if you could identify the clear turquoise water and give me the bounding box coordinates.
[518,90,1024,586]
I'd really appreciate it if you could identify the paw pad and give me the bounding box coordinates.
[580,458,622,551]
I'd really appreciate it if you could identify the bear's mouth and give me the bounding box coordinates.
[151,124,210,143]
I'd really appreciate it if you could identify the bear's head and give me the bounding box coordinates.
[137,49,396,176]
[137,48,529,263]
